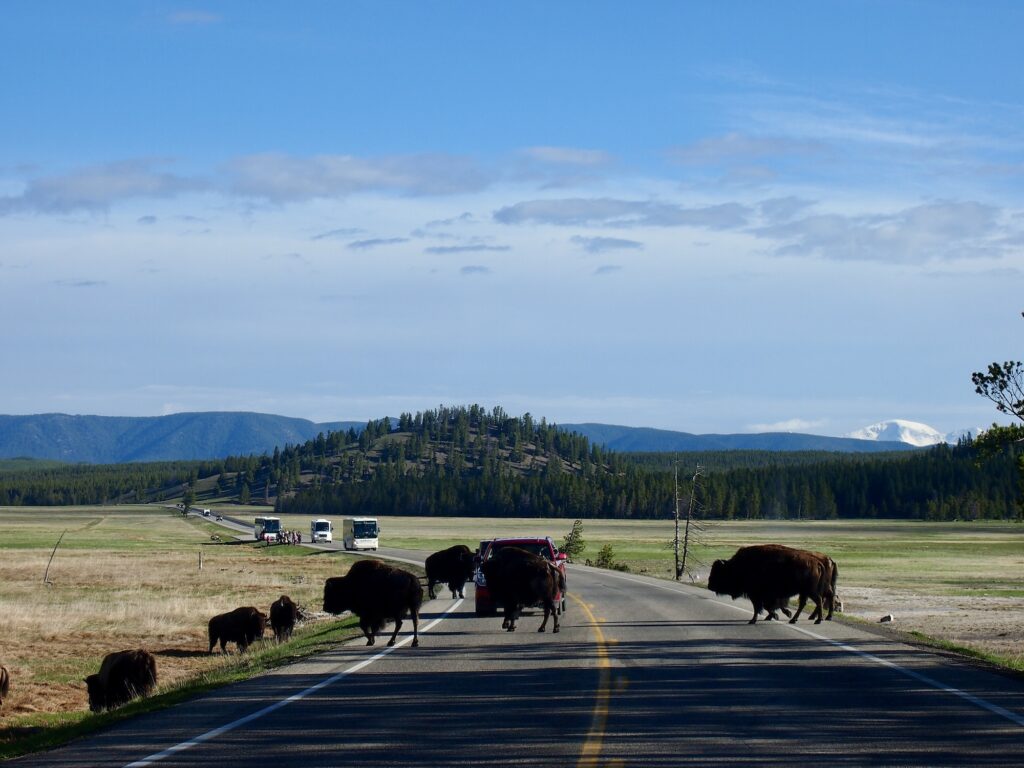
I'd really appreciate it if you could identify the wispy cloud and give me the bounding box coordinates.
[424,244,510,254]
[226,153,491,202]
[671,132,825,164]
[460,265,491,276]
[748,418,827,432]
[593,265,623,276]
[137,215,158,225]
[754,200,1008,262]
[0,160,204,215]
[571,235,643,254]
[347,238,409,250]
[520,146,612,166]
[495,198,750,230]
[52,279,107,288]
[312,227,364,240]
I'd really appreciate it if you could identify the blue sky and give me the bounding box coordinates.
[2,2,1023,436]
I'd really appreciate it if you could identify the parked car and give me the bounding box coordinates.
[474,536,568,616]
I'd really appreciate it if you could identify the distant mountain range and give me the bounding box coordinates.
[0,411,924,464]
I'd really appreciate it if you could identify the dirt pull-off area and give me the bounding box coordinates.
[840,587,1024,665]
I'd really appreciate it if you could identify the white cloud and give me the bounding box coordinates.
[346,237,409,250]
[520,146,612,166]
[671,132,825,163]
[0,160,204,214]
[755,200,1009,262]
[226,153,491,201]
[571,236,643,253]
[748,418,827,433]
[494,198,750,229]
[424,244,510,254]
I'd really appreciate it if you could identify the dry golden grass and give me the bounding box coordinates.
[0,508,353,719]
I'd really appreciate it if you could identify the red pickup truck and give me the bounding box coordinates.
[474,536,568,616]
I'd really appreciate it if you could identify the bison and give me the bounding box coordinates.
[807,552,839,622]
[270,595,299,642]
[425,544,476,600]
[85,650,157,712]
[208,606,267,653]
[323,559,423,647]
[0,664,9,711]
[480,546,561,633]
[708,544,829,625]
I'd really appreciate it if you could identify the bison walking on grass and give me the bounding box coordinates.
[425,544,476,599]
[85,650,157,712]
[323,560,423,647]
[480,546,561,633]
[270,595,299,642]
[208,606,267,653]
[708,544,830,625]
[0,664,9,711]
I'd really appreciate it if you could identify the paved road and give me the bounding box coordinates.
[13,536,1024,766]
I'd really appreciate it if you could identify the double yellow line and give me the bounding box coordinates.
[570,593,613,768]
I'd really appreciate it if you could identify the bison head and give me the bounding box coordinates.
[322,576,351,615]
[84,674,105,713]
[707,559,742,598]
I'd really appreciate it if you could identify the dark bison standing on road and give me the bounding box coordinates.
[208,606,267,653]
[85,649,157,712]
[481,547,561,633]
[323,560,423,647]
[807,552,839,622]
[270,595,299,642]
[425,544,476,599]
[708,544,829,625]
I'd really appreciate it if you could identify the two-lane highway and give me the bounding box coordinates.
[13,544,1024,767]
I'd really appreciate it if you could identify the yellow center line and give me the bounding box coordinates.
[571,594,613,768]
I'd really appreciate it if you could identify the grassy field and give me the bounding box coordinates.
[236,511,1024,596]
[0,505,370,758]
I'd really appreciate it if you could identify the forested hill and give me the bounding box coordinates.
[0,406,1018,520]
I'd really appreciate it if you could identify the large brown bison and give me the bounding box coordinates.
[208,606,267,653]
[270,595,299,642]
[807,552,839,622]
[0,664,9,711]
[85,650,157,712]
[480,546,561,633]
[323,559,423,647]
[708,544,829,625]
[425,544,476,599]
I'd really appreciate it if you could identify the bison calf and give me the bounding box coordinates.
[425,544,476,600]
[208,606,267,653]
[323,559,423,647]
[270,595,299,642]
[85,650,157,712]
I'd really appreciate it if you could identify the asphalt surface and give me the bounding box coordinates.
[12,522,1024,767]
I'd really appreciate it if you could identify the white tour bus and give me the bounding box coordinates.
[254,516,282,542]
[310,518,333,543]
[342,517,379,551]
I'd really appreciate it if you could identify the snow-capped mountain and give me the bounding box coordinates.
[845,419,969,447]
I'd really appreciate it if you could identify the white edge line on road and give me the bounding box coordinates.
[580,566,1024,729]
[122,599,464,768]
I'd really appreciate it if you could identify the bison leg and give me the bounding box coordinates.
[812,595,825,624]
[410,606,419,647]
[387,616,403,647]
[360,617,376,646]
[789,594,808,624]
[748,598,762,624]
[427,580,437,601]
